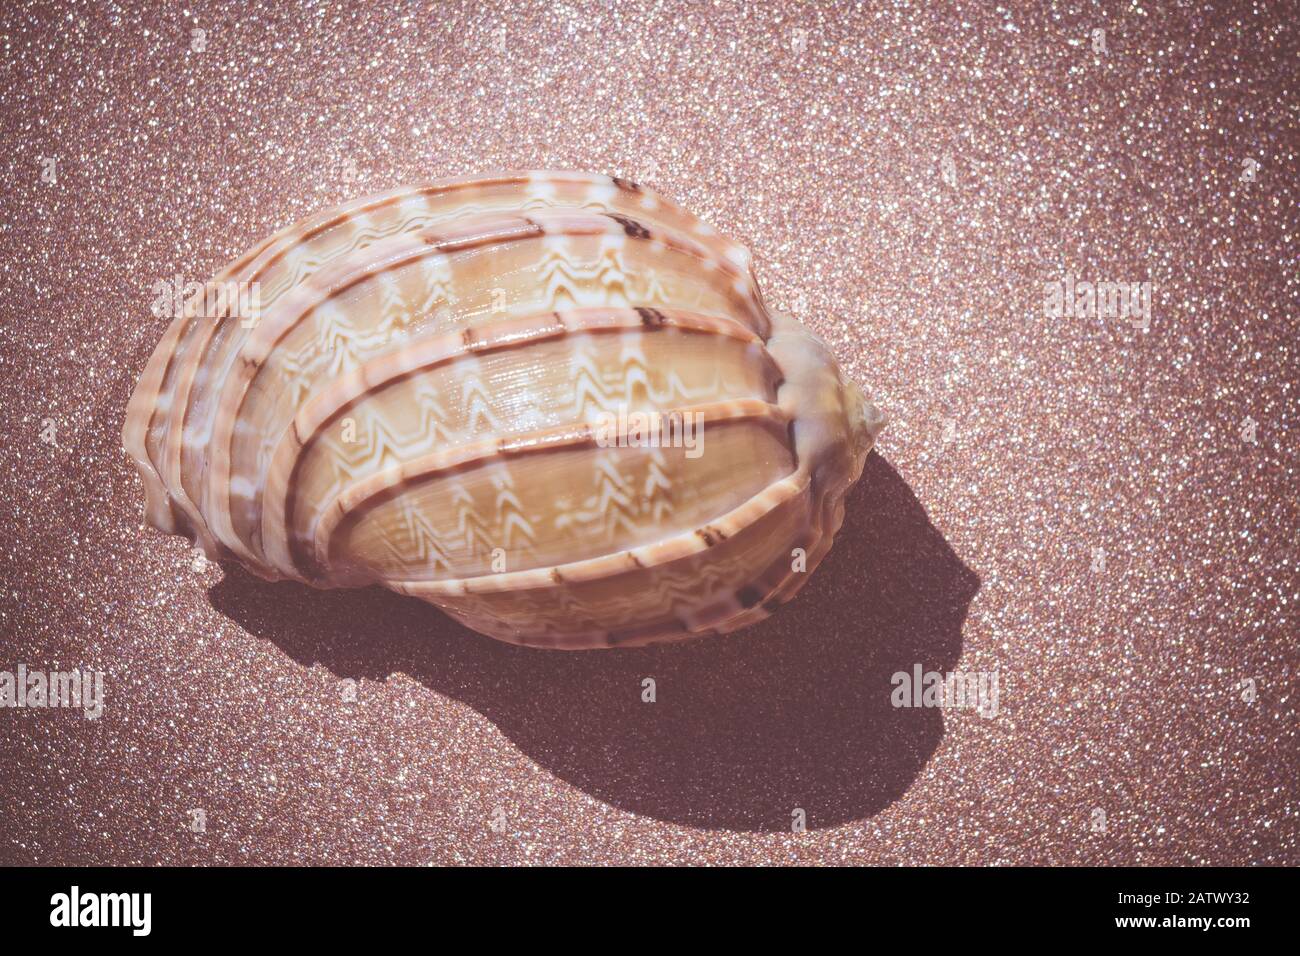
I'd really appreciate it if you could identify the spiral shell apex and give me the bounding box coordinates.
[123,171,885,648]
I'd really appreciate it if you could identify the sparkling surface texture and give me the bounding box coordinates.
[0,0,1295,864]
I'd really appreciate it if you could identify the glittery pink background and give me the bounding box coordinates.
[1,0,1295,864]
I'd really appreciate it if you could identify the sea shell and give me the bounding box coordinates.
[123,171,884,649]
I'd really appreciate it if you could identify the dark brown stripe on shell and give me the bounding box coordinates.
[636,307,668,327]
[608,213,651,240]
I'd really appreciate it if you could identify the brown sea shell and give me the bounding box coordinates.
[123,171,884,648]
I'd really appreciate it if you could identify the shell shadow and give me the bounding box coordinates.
[207,453,979,831]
